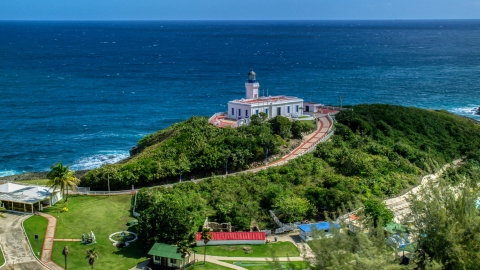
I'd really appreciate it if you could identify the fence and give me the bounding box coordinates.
[300,114,335,156]
[69,189,135,196]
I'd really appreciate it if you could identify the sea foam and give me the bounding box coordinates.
[0,170,23,177]
[70,151,130,171]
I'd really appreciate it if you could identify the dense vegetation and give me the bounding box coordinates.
[407,154,480,269]
[84,113,314,189]
[308,156,480,270]
[131,104,480,247]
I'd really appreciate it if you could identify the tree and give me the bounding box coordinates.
[308,216,407,270]
[292,120,313,138]
[407,161,480,269]
[136,192,205,246]
[269,115,292,139]
[176,240,192,270]
[62,246,69,270]
[273,196,316,223]
[200,227,212,265]
[85,248,98,270]
[47,161,80,202]
[259,112,268,122]
[363,198,394,227]
[0,206,5,218]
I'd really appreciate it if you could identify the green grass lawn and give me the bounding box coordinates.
[193,242,299,258]
[23,215,49,259]
[42,195,149,269]
[187,261,233,270]
[15,179,50,186]
[0,244,5,266]
[223,260,309,270]
[304,120,316,130]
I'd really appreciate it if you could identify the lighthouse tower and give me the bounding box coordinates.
[245,70,259,99]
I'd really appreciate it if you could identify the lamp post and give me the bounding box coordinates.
[35,234,39,257]
[62,246,69,270]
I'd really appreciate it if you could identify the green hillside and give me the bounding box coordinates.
[84,114,313,189]
[126,104,480,245]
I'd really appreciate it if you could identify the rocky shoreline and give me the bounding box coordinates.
[0,170,90,181]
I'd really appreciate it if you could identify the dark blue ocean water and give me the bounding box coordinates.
[1,20,480,176]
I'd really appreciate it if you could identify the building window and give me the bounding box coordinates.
[265,109,268,115]
[246,110,249,117]
[231,108,234,115]
[255,109,259,114]
[296,105,299,112]
[287,106,290,113]
[238,109,241,116]
[170,259,177,264]
[277,107,281,116]
[155,256,160,261]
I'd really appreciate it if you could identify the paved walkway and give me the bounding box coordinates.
[242,115,333,174]
[385,159,462,222]
[36,212,64,270]
[0,212,47,270]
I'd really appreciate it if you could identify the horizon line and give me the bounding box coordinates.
[1,18,480,22]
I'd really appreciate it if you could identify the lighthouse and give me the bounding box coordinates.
[245,70,259,99]
[226,70,304,122]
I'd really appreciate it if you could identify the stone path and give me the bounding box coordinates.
[0,212,47,270]
[36,212,64,270]
[385,159,462,222]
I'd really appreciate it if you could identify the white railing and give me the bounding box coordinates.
[71,190,135,195]
[300,114,335,155]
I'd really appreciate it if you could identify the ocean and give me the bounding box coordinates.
[1,20,479,176]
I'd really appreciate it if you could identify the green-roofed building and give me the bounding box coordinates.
[148,243,191,268]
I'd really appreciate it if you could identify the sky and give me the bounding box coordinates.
[1,0,479,20]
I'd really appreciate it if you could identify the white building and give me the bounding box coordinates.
[227,71,304,121]
[0,182,63,214]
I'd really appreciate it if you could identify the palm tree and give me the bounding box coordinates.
[62,246,69,270]
[47,161,80,202]
[200,228,212,265]
[176,240,192,270]
[85,248,98,270]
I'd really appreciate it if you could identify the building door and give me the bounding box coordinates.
[161,257,168,266]
[305,105,310,112]
[277,107,281,116]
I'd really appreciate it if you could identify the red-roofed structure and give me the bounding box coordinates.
[196,232,266,246]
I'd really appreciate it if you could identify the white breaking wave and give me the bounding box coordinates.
[0,170,23,177]
[450,105,480,119]
[70,150,130,171]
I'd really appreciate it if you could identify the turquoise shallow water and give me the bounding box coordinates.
[0,20,479,175]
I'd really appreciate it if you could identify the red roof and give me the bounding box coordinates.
[196,232,266,241]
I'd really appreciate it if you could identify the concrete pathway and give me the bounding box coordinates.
[0,212,47,270]
[245,115,333,174]
[385,159,462,222]
[36,212,64,270]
